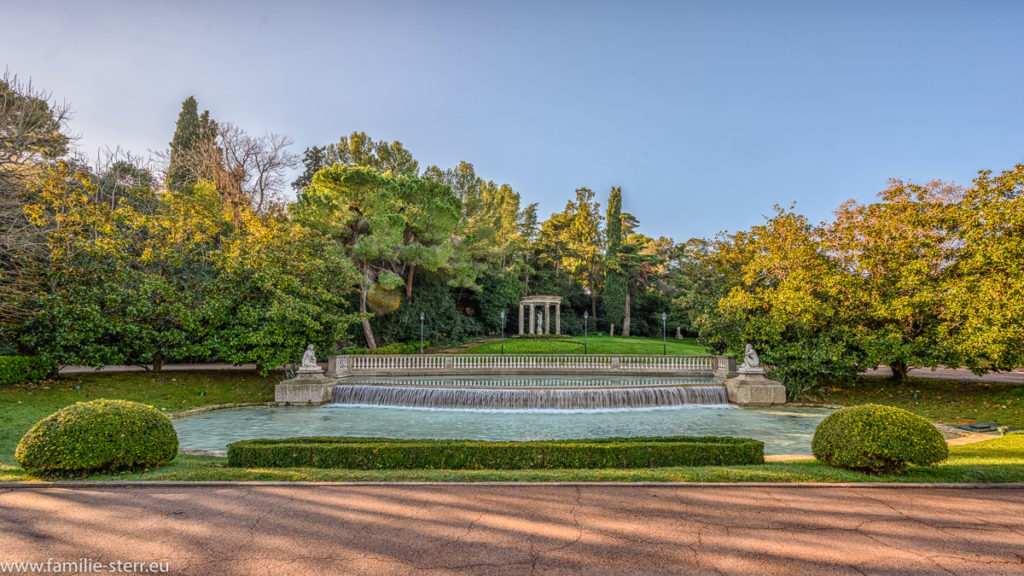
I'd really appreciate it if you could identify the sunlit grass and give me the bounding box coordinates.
[458,336,708,355]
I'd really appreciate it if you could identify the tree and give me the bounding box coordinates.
[822,180,961,381]
[204,210,360,373]
[291,145,331,192]
[166,96,218,192]
[945,164,1024,372]
[553,188,603,317]
[0,72,72,340]
[293,132,419,192]
[216,122,297,213]
[291,165,460,348]
[603,186,627,336]
[719,206,864,398]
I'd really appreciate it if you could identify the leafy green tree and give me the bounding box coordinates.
[292,165,460,348]
[203,210,360,373]
[945,164,1024,371]
[719,206,865,398]
[822,180,961,381]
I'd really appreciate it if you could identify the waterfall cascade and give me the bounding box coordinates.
[329,384,729,410]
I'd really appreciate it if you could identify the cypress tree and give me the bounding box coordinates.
[604,186,627,335]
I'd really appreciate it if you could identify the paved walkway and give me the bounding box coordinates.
[1,485,1023,575]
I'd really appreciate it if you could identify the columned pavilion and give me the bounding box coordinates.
[518,295,562,336]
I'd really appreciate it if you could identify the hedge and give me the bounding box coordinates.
[812,404,949,475]
[228,435,764,469]
[16,399,179,476]
[0,355,50,386]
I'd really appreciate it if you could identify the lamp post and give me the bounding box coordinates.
[500,310,506,355]
[583,310,589,355]
[662,312,667,356]
[419,311,424,354]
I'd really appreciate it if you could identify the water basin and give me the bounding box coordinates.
[174,404,834,455]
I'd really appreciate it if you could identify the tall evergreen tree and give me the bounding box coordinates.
[604,186,627,335]
[166,96,217,192]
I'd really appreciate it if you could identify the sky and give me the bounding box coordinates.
[4,0,1023,240]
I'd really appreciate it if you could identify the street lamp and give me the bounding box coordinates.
[500,310,506,354]
[662,312,667,356]
[583,310,589,355]
[419,311,425,354]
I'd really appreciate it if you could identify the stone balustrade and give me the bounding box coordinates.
[327,354,721,377]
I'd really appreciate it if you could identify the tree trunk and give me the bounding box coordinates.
[889,360,908,382]
[360,287,377,349]
[609,324,615,338]
[405,263,415,301]
[622,291,632,337]
[152,350,164,373]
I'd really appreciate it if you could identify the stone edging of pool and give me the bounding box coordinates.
[2,481,1024,489]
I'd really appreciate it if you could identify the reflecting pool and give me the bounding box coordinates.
[173,404,833,455]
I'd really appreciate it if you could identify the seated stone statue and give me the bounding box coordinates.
[300,344,319,370]
[740,343,760,369]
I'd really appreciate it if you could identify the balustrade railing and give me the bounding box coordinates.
[329,354,721,377]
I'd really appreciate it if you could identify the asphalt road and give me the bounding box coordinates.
[1,485,1022,575]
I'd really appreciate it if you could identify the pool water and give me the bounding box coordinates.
[173,404,834,455]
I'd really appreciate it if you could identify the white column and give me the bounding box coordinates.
[519,302,524,335]
[529,303,535,335]
[544,302,550,335]
[555,303,561,335]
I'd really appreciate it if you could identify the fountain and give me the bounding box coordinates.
[329,383,728,410]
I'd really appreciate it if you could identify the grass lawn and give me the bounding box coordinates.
[818,376,1024,429]
[457,336,708,355]
[0,371,278,466]
[1,370,1022,483]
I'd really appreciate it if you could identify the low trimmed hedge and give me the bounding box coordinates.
[228,435,764,469]
[16,399,179,476]
[812,404,949,475]
[0,355,50,386]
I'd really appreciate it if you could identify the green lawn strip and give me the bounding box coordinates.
[457,336,708,356]
[0,371,279,465]
[820,376,1024,429]
[4,434,1021,484]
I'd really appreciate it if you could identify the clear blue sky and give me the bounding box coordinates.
[6,0,1023,240]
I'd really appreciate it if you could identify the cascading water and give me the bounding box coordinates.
[329,384,729,410]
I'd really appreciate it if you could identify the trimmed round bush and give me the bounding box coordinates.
[812,404,948,475]
[16,399,178,475]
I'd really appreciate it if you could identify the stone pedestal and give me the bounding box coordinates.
[276,364,337,405]
[724,367,786,405]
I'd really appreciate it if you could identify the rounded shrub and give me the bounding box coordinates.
[16,399,178,476]
[812,404,948,475]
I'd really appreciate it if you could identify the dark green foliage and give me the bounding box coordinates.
[476,273,523,333]
[369,282,482,347]
[812,404,948,475]
[0,356,49,385]
[166,96,218,192]
[228,436,764,470]
[15,399,178,475]
[604,186,627,328]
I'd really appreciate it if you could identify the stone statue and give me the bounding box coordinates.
[740,344,760,369]
[536,311,543,335]
[301,344,318,369]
